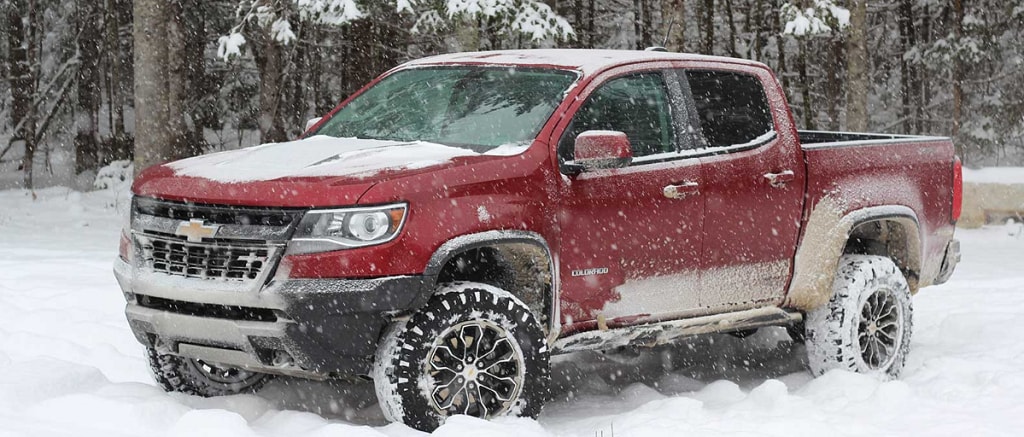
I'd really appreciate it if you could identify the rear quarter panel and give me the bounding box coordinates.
[801,138,957,291]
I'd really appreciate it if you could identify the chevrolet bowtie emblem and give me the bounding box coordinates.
[175,219,219,243]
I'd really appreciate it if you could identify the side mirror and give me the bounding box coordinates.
[304,117,323,132]
[572,130,633,171]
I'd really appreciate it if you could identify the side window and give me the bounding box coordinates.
[559,73,675,161]
[684,71,774,149]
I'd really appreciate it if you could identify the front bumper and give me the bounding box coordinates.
[114,258,431,379]
[934,238,961,285]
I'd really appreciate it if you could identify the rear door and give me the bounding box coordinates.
[676,67,806,311]
[554,66,705,328]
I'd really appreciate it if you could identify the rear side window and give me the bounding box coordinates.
[559,73,675,161]
[684,71,773,149]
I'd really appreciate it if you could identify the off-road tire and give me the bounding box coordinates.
[805,255,913,379]
[146,347,271,396]
[373,282,549,431]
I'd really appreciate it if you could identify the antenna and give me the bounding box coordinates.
[662,18,676,48]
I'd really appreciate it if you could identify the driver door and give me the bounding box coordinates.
[555,69,705,329]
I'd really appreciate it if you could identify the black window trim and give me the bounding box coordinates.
[558,69,697,172]
[666,68,779,159]
[557,66,781,174]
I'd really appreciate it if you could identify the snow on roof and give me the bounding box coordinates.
[400,49,768,75]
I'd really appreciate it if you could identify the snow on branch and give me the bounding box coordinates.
[217,0,363,61]
[510,1,574,41]
[410,0,574,41]
[780,0,850,37]
[218,0,574,61]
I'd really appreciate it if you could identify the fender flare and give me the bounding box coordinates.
[422,230,561,340]
[784,200,922,311]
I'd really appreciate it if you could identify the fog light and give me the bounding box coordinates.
[272,350,294,367]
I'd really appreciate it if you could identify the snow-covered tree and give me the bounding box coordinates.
[217,0,573,60]
[213,0,573,142]
[407,0,574,48]
[780,0,849,37]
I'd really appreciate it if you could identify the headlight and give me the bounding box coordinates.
[288,203,408,254]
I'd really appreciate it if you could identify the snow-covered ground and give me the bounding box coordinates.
[1,186,1022,436]
[964,166,1024,185]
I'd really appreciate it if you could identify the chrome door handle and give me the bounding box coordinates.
[764,170,795,188]
[663,182,699,199]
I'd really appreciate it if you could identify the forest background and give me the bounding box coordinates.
[1,0,1019,189]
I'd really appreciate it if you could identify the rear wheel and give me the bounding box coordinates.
[146,347,271,396]
[804,255,913,379]
[373,282,549,431]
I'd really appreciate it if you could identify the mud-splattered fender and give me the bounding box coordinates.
[421,230,561,342]
[784,198,922,310]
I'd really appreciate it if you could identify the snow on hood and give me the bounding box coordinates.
[166,136,482,183]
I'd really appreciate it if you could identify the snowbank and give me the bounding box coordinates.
[960,167,1024,228]
[962,166,1024,185]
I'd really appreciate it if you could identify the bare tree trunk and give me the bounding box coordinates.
[8,0,39,187]
[587,0,595,48]
[75,0,101,174]
[454,11,480,51]
[133,0,172,175]
[898,0,917,133]
[284,23,308,139]
[166,0,188,159]
[573,0,584,47]
[701,0,714,54]
[105,0,124,139]
[920,4,931,134]
[824,35,844,130]
[108,0,132,162]
[181,0,209,155]
[27,0,40,187]
[845,0,869,131]
[724,0,738,57]
[798,38,814,129]
[951,0,964,157]
[664,0,686,52]
[774,0,788,90]
[921,2,929,135]
[751,0,763,60]
[641,0,652,48]
[633,0,643,50]
[254,29,287,143]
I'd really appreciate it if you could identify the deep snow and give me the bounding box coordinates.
[1,186,1022,436]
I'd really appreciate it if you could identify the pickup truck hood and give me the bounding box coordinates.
[133,135,516,207]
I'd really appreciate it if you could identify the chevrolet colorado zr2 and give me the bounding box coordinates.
[114,49,962,431]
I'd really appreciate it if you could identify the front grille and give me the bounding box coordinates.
[138,295,278,322]
[137,234,273,281]
[133,196,301,226]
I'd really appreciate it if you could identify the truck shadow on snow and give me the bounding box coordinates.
[251,327,809,426]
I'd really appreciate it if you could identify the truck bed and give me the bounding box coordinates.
[798,129,957,290]
[798,130,948,148]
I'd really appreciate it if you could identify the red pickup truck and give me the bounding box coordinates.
[115,49,961,430]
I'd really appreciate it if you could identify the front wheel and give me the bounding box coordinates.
[373,282,549,431]
[804,255,913,379]
[146,347,271,397]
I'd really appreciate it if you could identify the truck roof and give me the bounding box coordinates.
[400,49,768,76]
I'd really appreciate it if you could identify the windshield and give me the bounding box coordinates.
[313,67,578,152]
